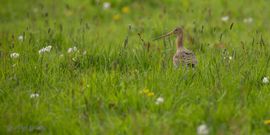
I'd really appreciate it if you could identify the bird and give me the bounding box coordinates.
[154,27,198,68]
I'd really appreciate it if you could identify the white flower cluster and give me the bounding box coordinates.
[155,97,164,105]
[262,76,269,84]
[197,124,209,135]
[30,93,39,98]
[10,52,20,59]
[39,45,52,54]
[221,16,229,22]
[103,2,111,10]
[243,17,253,24]
[67,46,78,53]
[18,35,24,41]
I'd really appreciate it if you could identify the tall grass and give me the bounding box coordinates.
[1,0,270,134]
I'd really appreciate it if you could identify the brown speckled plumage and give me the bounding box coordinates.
[155,27,197,68]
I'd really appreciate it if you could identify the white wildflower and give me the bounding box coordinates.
[197,124,209,135]
[221,16,229,22]
[39,45,52,54]
[10,52,20,59]
[155,97,164,105]
[229,56,232,60]
[243,17,253,24]
[262,76,269,84]
[103,2,111,10]
[67,46,78,53]
[30,93,39,98]
[18,35,24,41]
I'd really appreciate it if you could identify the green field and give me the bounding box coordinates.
[1,0,270,134]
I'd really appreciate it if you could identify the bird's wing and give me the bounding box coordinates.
[179,50,198,65]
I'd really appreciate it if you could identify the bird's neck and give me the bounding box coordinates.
[176,34,183,50]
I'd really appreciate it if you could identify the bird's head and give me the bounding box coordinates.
[172,27,183,35]
[154,27,183,40]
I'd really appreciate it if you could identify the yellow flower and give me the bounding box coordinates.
[147,92,155,97]
[122,6,130,14]
[140,88,155,97]
[139,88,149,94]
[113,14,121,21]
[264,120,270,125]
[143,88,150,94]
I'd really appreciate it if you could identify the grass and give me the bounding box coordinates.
[1,0,270,134]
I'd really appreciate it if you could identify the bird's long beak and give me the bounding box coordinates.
[153,31,174,40]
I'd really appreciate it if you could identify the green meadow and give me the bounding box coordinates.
[1,0,270,134]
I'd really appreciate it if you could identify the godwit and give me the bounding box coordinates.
[155,27,198,68]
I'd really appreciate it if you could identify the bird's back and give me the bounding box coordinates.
[173,48,197,68]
